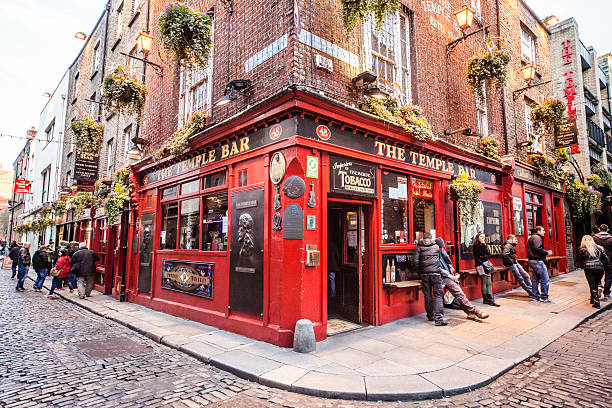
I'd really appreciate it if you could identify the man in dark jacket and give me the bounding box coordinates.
[502,235,532,296]
[414,233,446,326]
[70,242,99,299]
[527,226,553,302]
[15,242,31,292]
[32,245,51,292]
[593,224,612,301]
[8,241,21,279]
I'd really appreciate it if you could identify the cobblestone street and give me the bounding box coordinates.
[1,271,611,408]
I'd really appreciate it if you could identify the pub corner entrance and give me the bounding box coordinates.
[326,202,373,335]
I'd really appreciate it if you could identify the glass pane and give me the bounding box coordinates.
[203,171,226,189]
[381,172,408,244]
[534,205,543,227]
[534,194,542,204]
[526,204,534,232]
[179,198,200,249]
[162,186,177,200]
[181,180,199,195]
[202,193,228,251]
[412,178,435,242]
[160,202,178,249]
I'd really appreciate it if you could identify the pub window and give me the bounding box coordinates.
[160,202,178,249]
[238,169,248,187]
[162,186,177,200]
[525,192,543,232]
[202,193,228,251]
[411,178,435,241]
[203,170,226,189]
[180,179,199,195]
[179,197,200,249]
[381,171,408,244]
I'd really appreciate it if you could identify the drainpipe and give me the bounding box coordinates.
[496,0,509,155]
[119,199,130,302]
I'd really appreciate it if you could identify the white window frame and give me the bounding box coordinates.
[123,124,133,162]
[476,84,488,137]
[133,0,141,14]
[115,4,123,40]
[362,10,412,102]
[45,120,55,144]
[92,41,101,74]
[106,139,114,178]
[41,168,50,204]
[73,72,79,99]
[521,27,536,64]
[128,45,143,81]
[525,103,542,153]
[471,0,482,21]
[89,93,97,119]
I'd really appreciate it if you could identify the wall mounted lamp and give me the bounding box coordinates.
[446,5,490,57]
[120,32,163,77]
[215,79,252,107]
[351,71,387,100]
[512,64,552,101]
[127,136,149,165]
[516,140,533,150]
[443,127,481,138]
[75,32,87,40]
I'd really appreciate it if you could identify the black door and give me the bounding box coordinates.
[138,213,154,293]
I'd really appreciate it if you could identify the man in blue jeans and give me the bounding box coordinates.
[502,235,532,296]
[527,226,553,303]
[15,242,32,292]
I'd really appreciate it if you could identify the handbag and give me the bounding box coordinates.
[478,260,494,275]
[50,268,60,277]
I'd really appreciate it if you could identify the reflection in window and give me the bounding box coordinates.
[202,193,228,251]
[160,202,178,249]
[381,171,408,244]
[525,192,543,233]
[162,186,177,200]
[203,170,226,189]
[180,198,200,249]
[181,180,199,195]
[412,178,434,241]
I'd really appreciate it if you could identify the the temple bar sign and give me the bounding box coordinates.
[555,118,578,148]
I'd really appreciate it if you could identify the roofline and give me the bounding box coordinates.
[520,0,551,35]
[67,1,111,70]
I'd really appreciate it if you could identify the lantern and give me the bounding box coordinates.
[454,5,475,31]
[136,32,155,54]
[520,64,537,82]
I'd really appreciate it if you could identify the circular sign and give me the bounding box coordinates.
[269,124,283,140]
[316,125,331,141]
[283,176,306,198]
[269,152,286,185]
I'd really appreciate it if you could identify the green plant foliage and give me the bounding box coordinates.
[104,171,130,226]
[528,154,558,179]
[159,2,212,70]
[557,148,569,164]
[449,173,484,226]
[475,136,501,161]
[52,200,67,215]
[340,0,400,32]
[529,99,565,137]
[559,171,601,217]
[102,68,147,120]
[71,118,104,153]
[466,51,510,101]
[362,97,437,142]
[155,110,209,159]
[588,166,612,193]
[73,192,93,218]
[93,178,112,208]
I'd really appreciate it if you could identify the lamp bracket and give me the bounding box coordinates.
[443,127,472,136]
[220,0,233,15]
[512,80,552,101]
[120,52,163,77]
[446,26,490,57]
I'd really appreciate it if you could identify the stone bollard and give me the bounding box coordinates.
[293,319,316,353]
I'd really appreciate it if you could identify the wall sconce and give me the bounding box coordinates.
[352,71,387,100]
[42,92,52,98]
[215,79,252,107]
[136,32,155,54]
[543,15,559,26]
[454,4,475,31]
[512,64,552,101]
[520,64,536,82]
[127,136,149,165]
[75,32,87,40]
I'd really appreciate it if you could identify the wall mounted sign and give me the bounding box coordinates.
[330,156,377,197]
[269,152,286,184]
[411,179,433,199]
[306,215,316,230]
[273,212,282,230]
[74,151,100,182]
[161,259,214,299]
[555,118,578,148]
[513,196,524,236]
[269,124,283,140]
[460,201,503,260]
[306,156,318,178]
[14,179,31,194]
[515,165,563,191]
[245,33,288,73]
[283,176,306,198]
[316,125,331,141]
[283,204,303,239]
[307,182,316,208]
[561,39,577,121]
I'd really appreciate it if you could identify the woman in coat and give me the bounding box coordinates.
[576,235,610,309]
[47,249,70,297]
[472,233,500,307]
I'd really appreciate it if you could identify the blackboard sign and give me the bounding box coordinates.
[330,156,377,197]
[382,251,418,284]
[74,151,99,182]
[161,259,214,299]
[460,201,503,260]
[555,118,578,148]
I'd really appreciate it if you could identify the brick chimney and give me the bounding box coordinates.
[26,127,36,140]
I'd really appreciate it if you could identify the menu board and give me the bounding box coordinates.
[382,251,418,284]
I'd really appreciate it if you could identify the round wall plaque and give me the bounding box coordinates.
[283,176,306,198]
[269,152,286,185]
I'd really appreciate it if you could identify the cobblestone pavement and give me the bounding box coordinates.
[1,271,610,407]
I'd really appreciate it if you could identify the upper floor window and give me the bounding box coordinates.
[476,85,488,137]
[128,45,143,82]
[45,120,55,144]
[106,138,114,177]
[178,62,213,126]
[525,103,541,152]
[73,72,79,100]
[521,27,536,64]
[133,0,141,13]
[92,41,101,75]
[90,93,97,119]
[471,0,482,20]
[123,124,133,161]
[41,168,50,204]
[363,11,412,102]
[115,4,123,40]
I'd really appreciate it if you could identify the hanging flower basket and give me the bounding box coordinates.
[466,51,510,101]
[588,166,612,193]
[362,97,437,142]
[528,154,557,179]
[73,192,93,218]
[72,118,104,153]
[475,135,501,161]
[449,173,483,226]
[530,99,565,137]
[102,68,147,120]
[103,168,130,226]
[93,178,112,208]
[158,2,212,70]
[155,110,209,159]
[559,171,601,217]
[340,0,400,32]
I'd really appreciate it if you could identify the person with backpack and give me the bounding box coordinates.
[436,238,489,321]
[15,242,31,292]
[592,224,612,301]
[70,242,99,299]
[576,235,611,309]
[47,249,70,297]
[32,244,52,292]
[502,234,533,296]
[8,241,20,279]
[472,233,500,307]
[414,232,447,326]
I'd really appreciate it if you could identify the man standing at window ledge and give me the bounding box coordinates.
[527,226,552,303]
[414,232,447,326]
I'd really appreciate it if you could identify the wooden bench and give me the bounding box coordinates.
[518,256,566,277]
[459,266,506,278]
[383,280,422,305]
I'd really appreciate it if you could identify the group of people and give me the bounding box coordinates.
[415,225,582,326]
[7,240,99,299]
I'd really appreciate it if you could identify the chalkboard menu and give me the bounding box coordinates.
[381,251,418,284]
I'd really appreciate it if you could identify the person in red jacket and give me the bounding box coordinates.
[47,249,70,297]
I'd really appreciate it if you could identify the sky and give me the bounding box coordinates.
[0,0,611,171]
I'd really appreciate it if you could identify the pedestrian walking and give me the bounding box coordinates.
[502,234,533,296]
[592,224,612,301]
[472,233,500,306]
[8,241,20,279]
[575,235,610,309]
[15,242,31,292]
[47,249,70,297]
[32,245,52,292]
[414,232,447,326]
[436,238,489,321]
[527,226,553,303]
[70,242,99,299]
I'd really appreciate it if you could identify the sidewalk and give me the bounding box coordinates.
[22,269,609,401]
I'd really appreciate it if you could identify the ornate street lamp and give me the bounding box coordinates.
[75,32,87,40]
[520,64,537,82]
[454,4,475,31]
[136,32,155,54]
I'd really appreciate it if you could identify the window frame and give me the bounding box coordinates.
[525,191,544,233]
[115,3,124,41]
[476,83,488,137]
[92,40,101,76]
[521,27,536,64]
[106,138,114,177]
[525,102,542,152]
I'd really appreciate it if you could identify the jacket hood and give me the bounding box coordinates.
[434,237,445,248]
[595,232,612,239]
[418,238,436,247]
[504,239,516,246]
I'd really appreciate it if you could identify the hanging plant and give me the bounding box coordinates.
[340,0,400,32]
[588,166,612,193]
[72,118,104,153]
[362,97,437,142]
[449,173,484,226]
[101,167,130,225]
[557,147,569,164]
[475,136,501,161]
[466,51,510,101]
[158,2,212,70]
[530,99,565,137]
[73,192,93,218]
[93,178,112,208]
[560,171,601,217]
[528,154,558,179]
[102,68,147,120]
[155,110,209,159]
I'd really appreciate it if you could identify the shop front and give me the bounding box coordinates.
[126,90,565,346]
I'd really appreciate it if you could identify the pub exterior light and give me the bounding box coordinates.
[136,32,155,54]
[75,32,87,40]
[521,64,536,82]
[454,4,475,31]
